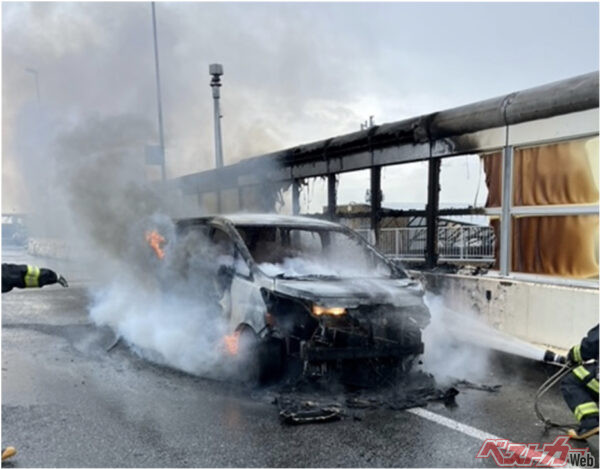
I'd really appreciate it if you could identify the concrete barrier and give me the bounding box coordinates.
[419,271,598,351]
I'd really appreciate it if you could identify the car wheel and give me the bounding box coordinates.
[236,327,284,385]
[236,326,260,384]
[257,337,285,384]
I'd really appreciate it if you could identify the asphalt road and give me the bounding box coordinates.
[2,247,598,467]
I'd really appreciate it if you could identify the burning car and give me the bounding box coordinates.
[174,214,430,385]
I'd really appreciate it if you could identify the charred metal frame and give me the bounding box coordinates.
[370,167,381,245]
[173,72,599,280]
[425,158,441,269]
[327,174,337,221]
[292,179,300,215]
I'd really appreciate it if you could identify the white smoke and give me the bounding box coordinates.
[422,293,546,385]
[251,228,392,278]
[89,273,229,377]
[421,294,492,384]
[259,256,390,279]
[3,110,246,378]
[87,214,238,377]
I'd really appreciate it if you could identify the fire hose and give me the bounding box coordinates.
[535,350,577,432]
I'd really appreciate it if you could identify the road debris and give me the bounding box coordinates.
[453,379,502,393]
[273,371,465,425]
[278,398,343,424]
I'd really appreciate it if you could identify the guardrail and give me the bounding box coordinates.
[355,226,495,262]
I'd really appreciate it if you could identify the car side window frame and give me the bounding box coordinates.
[209,225,253,281]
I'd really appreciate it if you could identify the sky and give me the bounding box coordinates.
[2,1,599,213]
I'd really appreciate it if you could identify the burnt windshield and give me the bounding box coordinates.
[235,225,402,279]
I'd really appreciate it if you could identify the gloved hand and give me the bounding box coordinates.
[57,275,69,288]
[567,345,582,365]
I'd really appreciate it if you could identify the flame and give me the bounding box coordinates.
[223,331,240,356]
[145,230,166,260]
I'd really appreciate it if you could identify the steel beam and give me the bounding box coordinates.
[425,158,441,269]
[327,174,337,221]
[333,206,488,219]
[292,179,300,215]
[370,167,381,244]
[511,204,599,217]
[173,72,598,195]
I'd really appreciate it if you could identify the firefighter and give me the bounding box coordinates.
[561,324,599,440]
[2,263,68,293]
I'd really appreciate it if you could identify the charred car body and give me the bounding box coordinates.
[175,214,430,385]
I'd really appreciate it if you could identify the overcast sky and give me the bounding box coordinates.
[2,2,599,213]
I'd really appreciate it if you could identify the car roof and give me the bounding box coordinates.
[177,213,342,229]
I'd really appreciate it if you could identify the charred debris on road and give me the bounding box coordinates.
[262,372,500,425]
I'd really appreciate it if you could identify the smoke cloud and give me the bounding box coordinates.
[3,2,379,214]
[88,219,235,377]
[422,293,546,385]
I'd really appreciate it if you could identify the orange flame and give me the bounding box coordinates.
[145,230,166,260]
[223,331,240,356]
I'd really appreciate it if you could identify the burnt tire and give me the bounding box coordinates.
[236,327,284,385]
[236,327,260,383]
[257,337,285,384]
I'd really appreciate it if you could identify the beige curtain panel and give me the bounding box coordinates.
[482,138,599,278]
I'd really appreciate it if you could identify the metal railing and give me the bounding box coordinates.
[355,226,495,262]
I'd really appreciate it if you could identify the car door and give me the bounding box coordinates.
[209,226,267,334]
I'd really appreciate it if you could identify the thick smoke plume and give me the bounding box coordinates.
[88,217,234,376]
[8,108,241,377]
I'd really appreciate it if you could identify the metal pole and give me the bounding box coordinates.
[151,2,166,182]
[500,145,514,275]
[425,158,441,268]
[292,179,300,215]
[209,64,224,212]
[370,167,381,246]
[327,174,337,221]
[209,64,224,169]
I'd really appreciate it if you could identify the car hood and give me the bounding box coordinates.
[273,276,425,309]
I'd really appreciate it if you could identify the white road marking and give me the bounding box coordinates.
[407,407,577,468]
[407,407,502,441]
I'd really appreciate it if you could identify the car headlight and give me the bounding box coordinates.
[312,305,347,317]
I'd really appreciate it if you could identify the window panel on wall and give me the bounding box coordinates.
[512,137,599,207]
[337,169,371,207]
[479,152,503,209]
[381,161,428,211]
[440,154,492,226]
[512,215,599,279]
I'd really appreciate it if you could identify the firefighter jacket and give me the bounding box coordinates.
[570,324,599,364]
[2,263,61,293]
